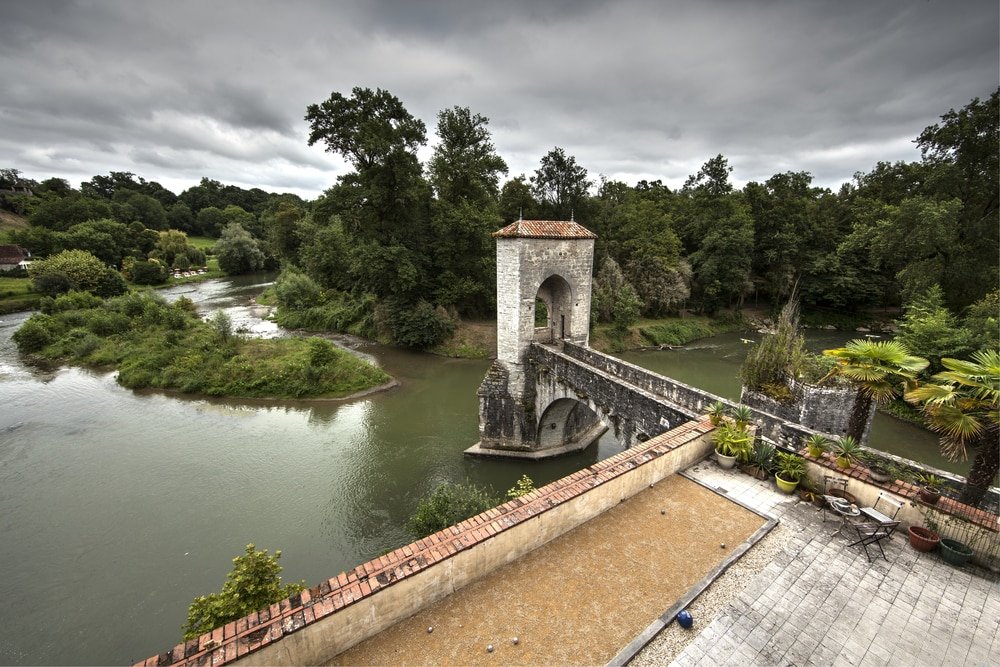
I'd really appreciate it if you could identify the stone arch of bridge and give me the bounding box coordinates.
[536,397,605,451]
[534,273,574,343]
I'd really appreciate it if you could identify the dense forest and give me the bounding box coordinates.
[2,88,997,356]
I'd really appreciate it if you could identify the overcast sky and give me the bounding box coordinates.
[1,0,997,200]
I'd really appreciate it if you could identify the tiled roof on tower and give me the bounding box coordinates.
[492,220,597,239]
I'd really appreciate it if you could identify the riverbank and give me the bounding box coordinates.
[13,291,391,400]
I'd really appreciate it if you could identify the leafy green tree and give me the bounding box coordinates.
[896,285,974,372]
[426,106,507,315]
[166,201,196,234]
[274,270,324,311]
[680,156,755,314]
[263,201,307,262]
[213,224,266,275]
[182,544,304,641]
[905,350,1000,506]
[28,249,122,296]
[964,290,1000,352]
[530,147,591,220]
[305,87,431,300]
[153,230,204,267]
[498,175,537,222]
[914,90,999,309]
[591,257,641,332]
[405,482,498,539]
[130,259,170,285]
[196,206,227,237]
[822,340,929,441]
[115,192,167,230]
[29,194,112,231]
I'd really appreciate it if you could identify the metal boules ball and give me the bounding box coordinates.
[487,644,494,653]
[512,637,519,645]
[720,543,726,549]
[677,609,694,629]
[427,626,433,633]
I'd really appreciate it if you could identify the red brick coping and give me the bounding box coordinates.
[136,419,714,667]
[801,450,999,532]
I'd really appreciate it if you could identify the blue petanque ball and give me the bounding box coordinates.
[677,610,694,629]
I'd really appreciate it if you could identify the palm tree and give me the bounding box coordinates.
[905,349,1000,506]
[821,340,929,442]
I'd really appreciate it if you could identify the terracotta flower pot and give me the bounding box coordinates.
[907,526,940,552]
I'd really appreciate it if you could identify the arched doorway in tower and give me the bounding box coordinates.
[534,274,573,343]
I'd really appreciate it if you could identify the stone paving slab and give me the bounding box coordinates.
[657,460,1000,667]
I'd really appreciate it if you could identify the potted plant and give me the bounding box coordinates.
[833,436,863,469]
[907,525,941,552]
[713,421,753,469]
[732,404,754,428]
[917,473,944,504]
[805,433,829,458]
[744,439,775,480]
[707,401,728,427]
[774,451,806,494]
[939,538,973,566]
[863,453,894,483]
[798,478,823,505]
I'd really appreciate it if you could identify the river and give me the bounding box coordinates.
[0,274,946,665]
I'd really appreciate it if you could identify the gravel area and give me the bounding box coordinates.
[630,521,790,666]
[329,475,765,666]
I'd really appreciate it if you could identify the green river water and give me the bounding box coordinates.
[0,274,949,665]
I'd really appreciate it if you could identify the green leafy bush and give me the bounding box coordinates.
[182,544,304,641]
[12,315,56,352]
[389,300,454,349]
[405,481,498,539]
[130,259,170,285]
[275,270,324,311]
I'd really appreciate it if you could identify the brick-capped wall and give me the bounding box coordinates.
[136,419,715,667]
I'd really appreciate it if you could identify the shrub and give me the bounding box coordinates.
[32,271,74,297]
[93,267,128,297]
[181,544,304,641]
[85,310,131,336]
[131,260,170,285]
[172,254,191,270]
[275,271,324,311]
[12,315,56,352]
[306,337,337,367]
[50,290,103,313]
[388,300,454,349]
[740,297,805,397]
[29,249,109,295]
[505,474,536,500]
[405,481,498,539]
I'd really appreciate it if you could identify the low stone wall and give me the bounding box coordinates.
[136,419,716,667]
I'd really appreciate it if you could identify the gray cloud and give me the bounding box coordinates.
[0,0,996,199]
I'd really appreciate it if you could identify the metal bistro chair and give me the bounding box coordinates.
[850,520,901,562]
[821,475,850,524]
[860,492,903,525]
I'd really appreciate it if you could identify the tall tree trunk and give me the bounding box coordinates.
[959,427,1000,507]
[848,391,873,442]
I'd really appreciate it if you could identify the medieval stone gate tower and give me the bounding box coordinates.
[466,220,601,459]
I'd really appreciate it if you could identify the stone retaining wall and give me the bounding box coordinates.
[136,419,716,667]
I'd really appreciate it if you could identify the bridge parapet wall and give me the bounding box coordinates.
[559,342,823,450]
[530,344,695,448]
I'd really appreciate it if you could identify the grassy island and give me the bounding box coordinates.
[13,291,391,399]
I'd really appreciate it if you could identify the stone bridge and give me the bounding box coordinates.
[466,218,866,460]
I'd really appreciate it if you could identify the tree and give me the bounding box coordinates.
[680,155,755,314]
[29,194,112,231]
[305,87,432,301]
[182,544,304,641]
[28,249,124,297]
[822,340,929,441]
[426,106,508,315]
[405,481,498,539]
[914,90,999,309]
[498,175,537,222]
[896,285,974,372]
[213,224,266,275]
[530,147,591,219]
[166,201,196,234]
[196,206,227,237]
[591,258,641,332]
[905,350,1000,506]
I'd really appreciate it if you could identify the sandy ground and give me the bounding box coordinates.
[330,475,764,666]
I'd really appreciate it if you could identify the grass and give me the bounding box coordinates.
[0,276,42,314]
[0,210,29,243]
[430,320,495,359]
[13,291,391,399]
[591,313,746,353]
[185,235,218,252]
